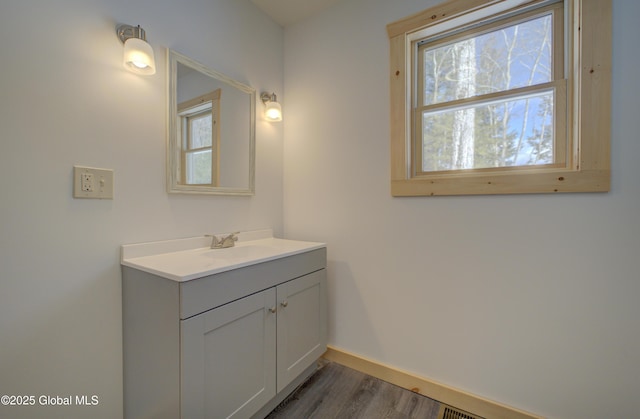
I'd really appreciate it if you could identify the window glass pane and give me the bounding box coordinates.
[190,114,213,149]
[421,90,554,172]
[422,14,552,106]
[185,150,212,184]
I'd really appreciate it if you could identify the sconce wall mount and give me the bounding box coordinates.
[116,24,156,75]
[261,92,282,122]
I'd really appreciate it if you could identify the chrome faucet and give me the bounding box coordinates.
[208,232,239,249]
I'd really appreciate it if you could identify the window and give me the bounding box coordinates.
[388,0,611,196]
[178,89,221,186]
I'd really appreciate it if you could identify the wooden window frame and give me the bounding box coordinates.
[388,0,611,196]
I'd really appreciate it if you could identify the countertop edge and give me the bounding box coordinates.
[121,239,326,282]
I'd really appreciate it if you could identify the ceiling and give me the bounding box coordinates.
[250,0,343,26]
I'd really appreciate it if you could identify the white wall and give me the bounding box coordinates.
[0,0,283,418]
[283,0,640,418]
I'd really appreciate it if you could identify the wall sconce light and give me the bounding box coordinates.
[260,92,282,122]
[116,24,156,75]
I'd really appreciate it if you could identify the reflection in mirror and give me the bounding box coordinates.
[178,88,220,185]
[168,49,255,195]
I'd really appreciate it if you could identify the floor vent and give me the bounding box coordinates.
[437,404,484,419]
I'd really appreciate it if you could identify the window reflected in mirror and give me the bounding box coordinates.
[168,50,255,195]
[178,89,221,186]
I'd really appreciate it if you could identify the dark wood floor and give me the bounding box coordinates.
[265,362,442,419]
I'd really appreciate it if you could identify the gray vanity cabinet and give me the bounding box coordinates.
[181,287,277,418]
[275,270,327,393]
[181,270,326,418]
[122,248,327,419]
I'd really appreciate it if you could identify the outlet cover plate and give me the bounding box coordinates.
[73,166,114,199]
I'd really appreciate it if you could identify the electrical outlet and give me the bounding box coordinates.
[73,166,114,199]
[81,173,94,192]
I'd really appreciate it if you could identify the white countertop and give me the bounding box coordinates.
[121,229,325,282]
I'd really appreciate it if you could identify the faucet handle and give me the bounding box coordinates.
[205,234,220,247]
[223,232,239,245]
[206,232,239,248]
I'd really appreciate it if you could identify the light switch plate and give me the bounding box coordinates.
[73,166,114,199]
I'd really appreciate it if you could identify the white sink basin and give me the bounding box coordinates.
[198,244,273,261]
[121,230,325,282]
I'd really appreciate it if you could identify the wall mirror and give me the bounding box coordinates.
[167,49,255,195]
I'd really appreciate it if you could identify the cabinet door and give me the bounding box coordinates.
[276,269,327,392]
[181,288,277,419]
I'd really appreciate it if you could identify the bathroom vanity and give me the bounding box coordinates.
[121,230,327,418]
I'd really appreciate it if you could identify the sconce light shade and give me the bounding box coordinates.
[265,101,283,121]
[123,38,155,74]
[117,24,156,75]
[261,92,282,122]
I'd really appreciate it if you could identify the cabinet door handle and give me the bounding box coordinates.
[269,307,277,314]
[280,300,288,308]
